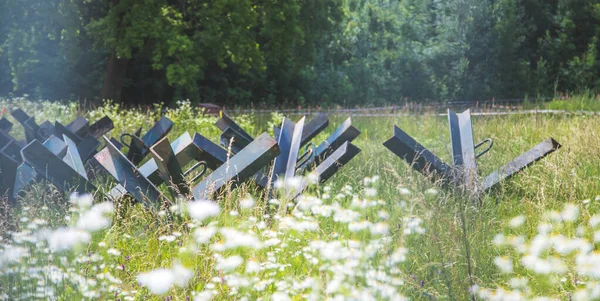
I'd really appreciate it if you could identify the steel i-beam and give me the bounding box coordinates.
[297,118,360,173]
[192,133,279,200]
[149,136,189,198]
[108,132,202,199]
[289,142,361,200]
[88,116,115,139]
[271,117,305,183]
[448,109,478,189]
[273,114,329,148]
[215,111,254,142]
[483,138,561,191]
[66,117,89,138]
[383,125,452,182]
[95,136,165,207]
[13,136,69,200]
[123,116,174,165]
[0,117,13,133]
[20,140,96,196]
[63,135,88,180]
[220,127,251,154]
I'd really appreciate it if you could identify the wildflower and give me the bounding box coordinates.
[70,193,94,209]
[370,223,389,235]
[48,228,91,252]
[194,226,217,244]
[187,200,220,222]
[159,235,176,242]
[561,203,579,222]
[398,187,411,195]
[239,197,254,209]
[364,188,377,197]
[349,221,372,232]
[171,264,193,287]
[76,202,114,232]
[194,290,215,301]
[271,292,291,301]
[245,261,261,274]
[218,228,262,250]
[215,255,244,272]
[494,256,513,273]
[107,248,121,256]
[388,247,408,265]
[137,264,192,296]
[137,269,174,295]
[509,215,526,228]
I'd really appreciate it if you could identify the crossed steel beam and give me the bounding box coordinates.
[215,113,361,195]
[2,108,360,206]
[98,130,280,204]
[0,111,114,202]
[384,109,561,193]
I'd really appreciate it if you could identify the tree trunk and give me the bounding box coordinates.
[101,54,129,103]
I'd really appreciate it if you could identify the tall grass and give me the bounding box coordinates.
[0,97,599,300]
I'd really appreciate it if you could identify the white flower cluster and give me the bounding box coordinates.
[0,194,116,299]
[476,202,600,300]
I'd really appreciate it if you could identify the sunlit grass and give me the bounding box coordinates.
[0,97,599,300]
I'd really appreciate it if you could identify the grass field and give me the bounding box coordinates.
[1,97,600,300]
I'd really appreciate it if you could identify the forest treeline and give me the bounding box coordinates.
[0,0,599,106]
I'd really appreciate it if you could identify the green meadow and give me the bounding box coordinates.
[1,97,600,300]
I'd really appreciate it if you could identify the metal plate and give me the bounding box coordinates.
[109,132,201,199]
[2,140,23,163]
[125,135,146,165]
[313,117,360,163]
[289,142,360,200]
[448,109,478,189]
[192,133,279,200]
[63,135,88,180]
[316,142,361,183]
[0,151,18,203]
[37,121,55,141]
[11,136,72,199]
[23,117,39,143]
[383,125,452,181]
[0,131,12,148]
[42,136,68,158]
[271,117,304,182]
[140,116,174,154]
[215,111,254,142]
[10,109,30,124]
[300,115,329,147]
[54,121,82,144]
[274,115,330,148]
[150,136,188,197]
[77,135,101,163]
[66,116,90,137]
[483,138,561,191]
[21,140,96,195]
[220,127,251,154]
[0,117,13,133]
[88,116,114,139]
[13,163,37,200]
[95,136,164,207]
[192,133,229,171]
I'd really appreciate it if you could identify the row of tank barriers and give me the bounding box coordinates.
[0,107,561,206]
[0,109,360,207]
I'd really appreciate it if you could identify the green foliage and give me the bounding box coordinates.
[1,0,600,104]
